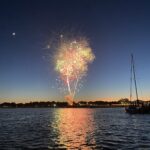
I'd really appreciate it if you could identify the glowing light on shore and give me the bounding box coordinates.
[54,36,95,102]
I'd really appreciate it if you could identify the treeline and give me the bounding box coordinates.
[0,101,68,108]
[0,98,130,108]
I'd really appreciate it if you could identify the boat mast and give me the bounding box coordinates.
[131,54,139,101]
[130,54,133,101]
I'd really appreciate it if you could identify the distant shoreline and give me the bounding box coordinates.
[2,98,149,108]
[0,104,128,108]
[0,98,140,108]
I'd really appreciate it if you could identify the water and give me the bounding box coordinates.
[0,108,150,149]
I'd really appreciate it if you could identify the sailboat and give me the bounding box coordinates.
[125,54,150,114]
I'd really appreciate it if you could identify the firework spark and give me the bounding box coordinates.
[54,37,95,103]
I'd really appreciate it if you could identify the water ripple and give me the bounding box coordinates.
[0,108,150,149]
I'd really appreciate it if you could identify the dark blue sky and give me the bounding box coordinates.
[1,0,150,102]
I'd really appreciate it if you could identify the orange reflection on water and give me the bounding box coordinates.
[54,108,96,149]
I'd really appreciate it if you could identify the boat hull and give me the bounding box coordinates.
[125,105,150,114]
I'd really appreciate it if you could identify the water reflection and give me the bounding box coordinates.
[1,108,150,149]
[52,108,96,149]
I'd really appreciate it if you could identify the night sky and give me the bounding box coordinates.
[1,0,150,102]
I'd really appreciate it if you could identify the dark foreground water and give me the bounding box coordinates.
[0,108,150,150]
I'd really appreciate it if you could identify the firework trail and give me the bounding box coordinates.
[54,36,95,103]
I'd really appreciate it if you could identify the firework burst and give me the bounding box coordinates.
[54,37,95,103]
